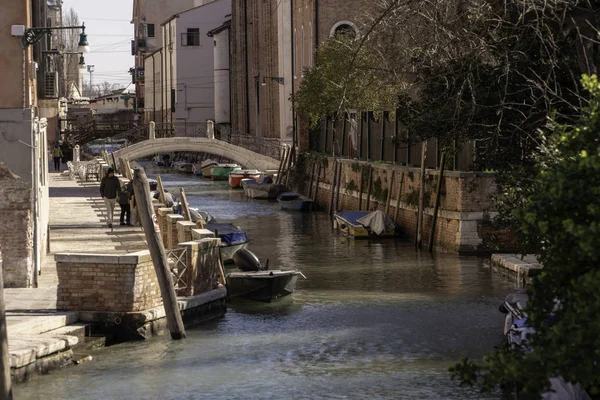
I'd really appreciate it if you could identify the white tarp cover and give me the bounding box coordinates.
[357,210,395,235]
[542,377,591,400]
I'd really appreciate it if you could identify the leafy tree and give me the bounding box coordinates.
[450,74,600,397]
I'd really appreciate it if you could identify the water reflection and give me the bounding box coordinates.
[14,164,517,400]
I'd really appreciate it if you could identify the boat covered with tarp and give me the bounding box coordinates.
[333,210,396,238]
[204,223,250,263]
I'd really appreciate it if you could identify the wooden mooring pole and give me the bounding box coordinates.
[156,175,167,206]
[334,161,343,211]
[358,164,365,211]
[284,146,295,187]
[394,172,405,223]
[276,147,287,185]
[416,142,428,249]
[312,163,322,211]
[385,170,395,215]
[428,153,446,253]
[307,163,315,198]
[179,187,192,221]
[365,166,373,211]
[132,168,186,340]
[0,260,12,399]
[328,160,338,216]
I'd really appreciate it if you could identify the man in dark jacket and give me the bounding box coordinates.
[100,168,120,228]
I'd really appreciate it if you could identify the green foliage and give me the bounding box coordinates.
[451,75,600,396]
[371,177,388,203]
[345,179,358,194]
[293,34,405,127]
[351,162,361,173]
[404,187,432,208]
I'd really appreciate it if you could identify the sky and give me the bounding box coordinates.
[62,0,134,89]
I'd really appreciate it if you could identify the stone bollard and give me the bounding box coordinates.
[191,229,216,241]
[207,120,215,139]
[156,208,173,247]
[177,221,197,244]
[166,214,184,250]
[177,238,222,296]
[149,121,156,140]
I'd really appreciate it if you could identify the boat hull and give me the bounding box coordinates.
[211,165,242,181]
[229,172,261,188]
[333,212,396,238]
[226,271,300,302]
[277,193,314,211]
[245,184,289,199]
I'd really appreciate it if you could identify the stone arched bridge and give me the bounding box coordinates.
[111,137,281,171]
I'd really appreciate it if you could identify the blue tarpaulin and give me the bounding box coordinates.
[205,223,249,246]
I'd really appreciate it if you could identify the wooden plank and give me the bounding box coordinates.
[179,187,192,221]
[428,153,446,253]
[284,146,295,187]
[132,168,186,340]
[416,142,428,249]
[156,175,167,207]
[385,170,395,215]
[275,146,287,185]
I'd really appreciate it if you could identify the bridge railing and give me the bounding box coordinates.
[109,122,285,160]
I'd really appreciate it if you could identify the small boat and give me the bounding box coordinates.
[211,164,242,181]
[226,249,303,302]
[333,210,396,238]
[204,222,250,263]
[172,162,194,173]
[246,183,289,199]
[193,159,218,178]
[229,169,262,188]
[277,192,313,211]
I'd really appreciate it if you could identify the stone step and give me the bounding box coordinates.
[9,334,78,369]
[7,311,79,336]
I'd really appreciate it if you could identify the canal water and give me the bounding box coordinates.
[16,164,517,400]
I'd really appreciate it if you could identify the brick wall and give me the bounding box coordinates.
[178,238,222,296]
[0,163,34,288]
[55,252,162,312]
[302,158,505,253]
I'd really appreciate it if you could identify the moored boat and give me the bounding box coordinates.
[333,210,396,238]
[211,164,242,181]
[277,192,313,211]
[204,222,250,263]
[172,161,194,173]
[196,159,218,178]
[246,183,289,199]
[229,169,262,188]
[226,270,301,302]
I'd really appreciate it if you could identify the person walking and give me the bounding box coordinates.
[51,145,63,172]
[118,182,132,226]
[100,168,121,228]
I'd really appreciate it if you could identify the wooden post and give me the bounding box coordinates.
[385,170,395,215]
[428,153,446,253]
[111,153,118,170]
[328,160,338,216]
[307,163,315,198]
[179,187,192,221]
[276,146,287,185]
[278,146,290,185]
[416,142,428,249]
[358,164,365,211]
[0,262,13,399]
[156,175,167,206]
[335,161,343,211]
[125,159,133,180]
[284,146,295,187]
[312,163,321,211]
[365,165,373,211]
[132,168,186,340]
[394,172,405,223]
[118,158,126,176]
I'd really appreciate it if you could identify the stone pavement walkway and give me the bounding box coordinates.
[5,169,149,369]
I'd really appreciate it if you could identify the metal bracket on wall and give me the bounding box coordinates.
[1,132,36,149]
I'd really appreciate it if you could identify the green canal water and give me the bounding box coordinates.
[16,165,517,400]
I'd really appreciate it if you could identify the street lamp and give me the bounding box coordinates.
[78,55,86,71]
[11,23,90,52]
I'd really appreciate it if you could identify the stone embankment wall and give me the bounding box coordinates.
[298,157,514,253]
[0,163,34,287]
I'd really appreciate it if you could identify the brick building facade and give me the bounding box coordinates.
[231,0,370,148]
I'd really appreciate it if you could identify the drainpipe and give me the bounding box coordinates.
[160,49,164,124]
[314,0,319,50]
[290,0,296,148]
[244,0,250,134]
[152,53,156,122]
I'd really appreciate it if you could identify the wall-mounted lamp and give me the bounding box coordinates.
[11,23,90,53]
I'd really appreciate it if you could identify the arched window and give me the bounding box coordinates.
[330,21,359,39]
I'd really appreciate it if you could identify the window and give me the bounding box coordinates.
[184,28,200,46]
[147,23,155,38]
[330,21,359,39]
